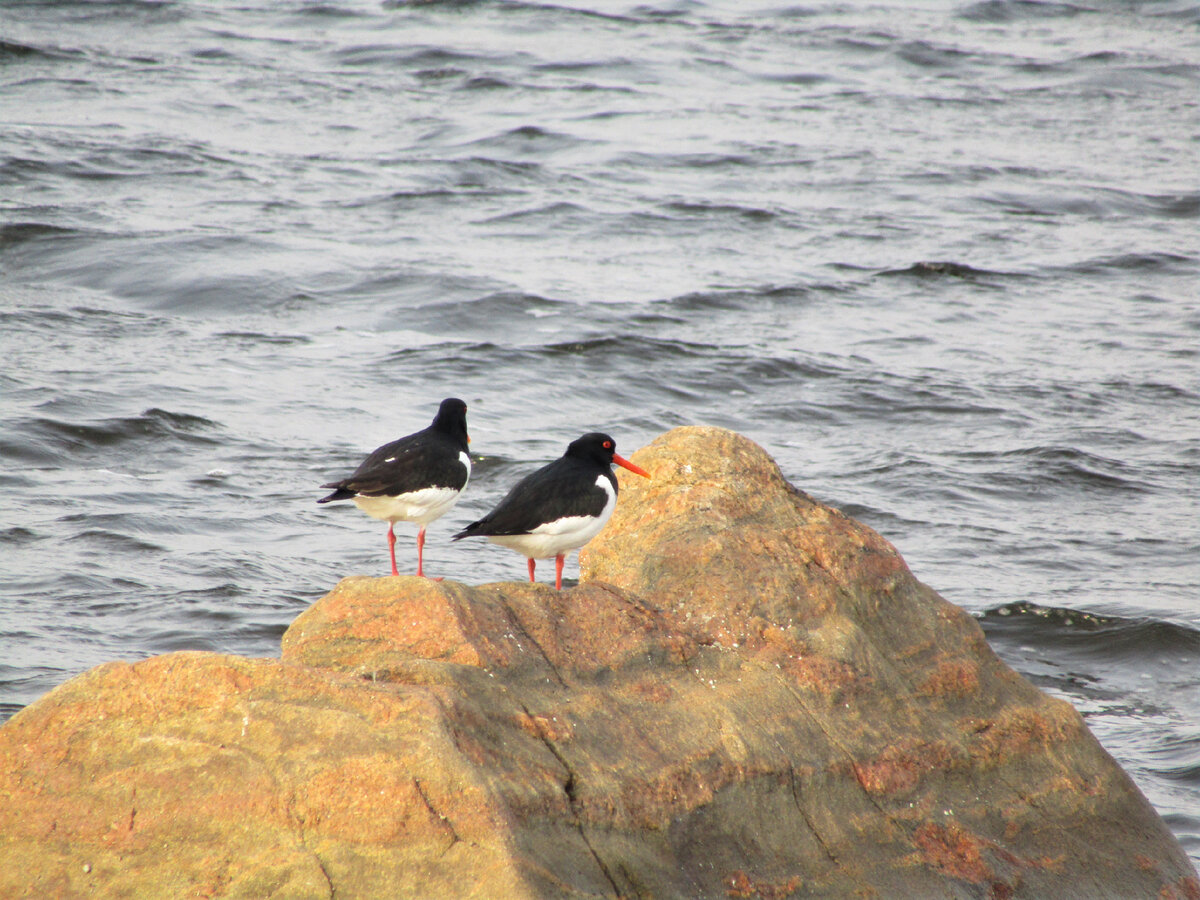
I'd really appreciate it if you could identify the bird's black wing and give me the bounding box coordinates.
[454,458,610,538]
[323,429,468,497]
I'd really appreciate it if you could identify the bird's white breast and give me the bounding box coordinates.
[352,450,470,526]
[353,485,463,526]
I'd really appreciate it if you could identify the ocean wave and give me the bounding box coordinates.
[661,200,783,224]
[543,334,726,360]
[893,39,973,69]
[379,339,542,370]
[1061,252,1197,275]
[954,445,1157,495]
[982,189,1200,220]
[378,333,721,371]
[71,529,166,554]
[477,201,593,226]
[661,286,815,311]
[331,43,485,69]
[430,155,547,189]
[3,0,185,25]
[382,0,489,9]
[459,75,514,90]
[214,330,312,346]
[289,2,370,19]
[0,527,42,546]
[0,222,86,251]
[453,125,590,157]
[957,0,1094,22]
[380,290,569,332]
[1,139,231,194]
[981,601,1200,655]
[875,261,1022,281]
[0,39,85,62]
[1148,732,1200,785]
[606,150,755,171]
[2,230,304,310]
[2,409,221,466]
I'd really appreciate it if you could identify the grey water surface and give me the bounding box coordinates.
[2,0,1198,864]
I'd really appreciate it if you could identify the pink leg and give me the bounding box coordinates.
[415,527,443,581]
[527,557,536,583]
[554,554,565,591]
[387,523,399,576]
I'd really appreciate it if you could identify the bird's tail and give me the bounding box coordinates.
[451,519,485,541]
[317,486,356,504]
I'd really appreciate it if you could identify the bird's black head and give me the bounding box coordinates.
[566,432,619,465]
[566,432,651,479]
[432,397,469,445]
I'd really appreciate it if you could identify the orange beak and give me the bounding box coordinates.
[613,453,650,479]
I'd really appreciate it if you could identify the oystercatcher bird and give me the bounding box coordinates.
[453,432,649,590]
[317,397,470,578]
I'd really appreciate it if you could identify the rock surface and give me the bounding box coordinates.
[1,426,1196,899]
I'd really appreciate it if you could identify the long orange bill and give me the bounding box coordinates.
[613,453,651,479]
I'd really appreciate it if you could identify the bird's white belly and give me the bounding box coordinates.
[488,476,615,559]
[354,486,462,526]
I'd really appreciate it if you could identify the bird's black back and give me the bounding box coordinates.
[319,398,470,500]
[454,433,619,537]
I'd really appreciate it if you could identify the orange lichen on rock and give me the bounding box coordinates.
[913,821,998,884]
[1160,876,1200,900]
[968,700,1083,765]
[725,869,804,899]
[918,659,981,699]
[851,739,961,796]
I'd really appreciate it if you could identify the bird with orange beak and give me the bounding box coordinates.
[453,432,649,589]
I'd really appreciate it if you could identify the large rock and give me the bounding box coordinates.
[0,427,1195,899]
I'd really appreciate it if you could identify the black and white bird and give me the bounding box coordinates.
[453,432,649,590]
[317,398,470,578]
